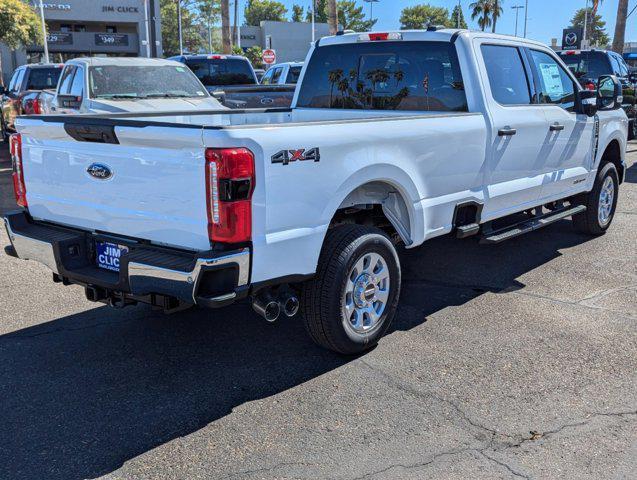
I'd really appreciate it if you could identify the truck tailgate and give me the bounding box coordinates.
[17,119,210,251]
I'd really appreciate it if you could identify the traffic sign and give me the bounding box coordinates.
[262,49,276,65]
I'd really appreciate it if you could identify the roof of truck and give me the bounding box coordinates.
[64,57,184,68]
[318,28,547,49]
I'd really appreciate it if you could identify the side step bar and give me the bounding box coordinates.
[480,205,586,244]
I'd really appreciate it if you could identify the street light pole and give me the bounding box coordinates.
[458,0,461,28]
[311,0,315,43]
[177,0,183,55]
[523,0,528,37]
[363,0,379,27]
[143,0,151,57]
[512,5,524,37]
[38,0,49,63]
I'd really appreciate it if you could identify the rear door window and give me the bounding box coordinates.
[481,45,531,105]
[69,66,84,97]
[297,41,467,111]
[271,67,283,84]
[286,66,302,84]
[58,66,76,94]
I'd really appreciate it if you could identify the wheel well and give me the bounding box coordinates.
[600,140,624,183]
[330,182,412,246]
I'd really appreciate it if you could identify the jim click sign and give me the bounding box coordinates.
[102,5,140,13]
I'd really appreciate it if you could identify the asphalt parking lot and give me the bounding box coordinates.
[0,142,635,480]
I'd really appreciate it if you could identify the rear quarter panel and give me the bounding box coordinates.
[207,113,488,283]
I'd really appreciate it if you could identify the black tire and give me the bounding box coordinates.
[0,117,8,144]
[301,224,401,355]
[572,162,619,235]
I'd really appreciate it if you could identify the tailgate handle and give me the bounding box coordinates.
[64,124,119,144]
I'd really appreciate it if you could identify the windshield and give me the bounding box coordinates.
[185,58,256,86]
[26,67,62,90]
[88,65,208,99]
[558,51,611,81]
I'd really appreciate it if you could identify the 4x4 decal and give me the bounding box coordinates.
[271,148,320,165]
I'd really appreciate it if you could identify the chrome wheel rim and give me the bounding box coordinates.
[342,252,390,335]
[598,176,615,226]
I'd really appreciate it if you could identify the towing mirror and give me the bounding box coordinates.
[57,94,82,109]
[597,75,623,111]
[578,90,598,117]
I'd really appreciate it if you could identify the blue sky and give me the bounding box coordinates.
[235,1,637,46]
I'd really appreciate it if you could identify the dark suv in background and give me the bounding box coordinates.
[558,49,637,139]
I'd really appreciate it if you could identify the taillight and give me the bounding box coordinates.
[9,133,27,208]
[205,148,254,244]
[32,98,41,114]
[23,98,41,114]
[585,81,596,91]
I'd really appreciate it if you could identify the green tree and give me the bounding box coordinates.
[450,4,468,29]
[337,1,376,31]
[196,0,221,52]
[400,4,451,30]
[291,4,304,22]
[306,0,328,23]
[0,0,42,85]
[244,0,287,26]
[571,7,609,47]
[243,45,264,68]
[161,0,206,56]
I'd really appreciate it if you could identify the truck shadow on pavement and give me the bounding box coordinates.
[0,220,595,480]
[625,161,637,183]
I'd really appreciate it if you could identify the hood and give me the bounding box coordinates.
[86,96,226,113]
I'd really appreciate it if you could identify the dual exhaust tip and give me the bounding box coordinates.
[252,291,299,322]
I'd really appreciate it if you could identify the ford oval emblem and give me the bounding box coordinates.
[86,163,113,180]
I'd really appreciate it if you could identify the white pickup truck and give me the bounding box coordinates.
[4,29,627,354]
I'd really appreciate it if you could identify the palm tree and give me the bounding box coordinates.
[470,0,493,32]
[491,0,504,33]
[221,0,231,54]
[612,0,629,53]
[328,0,338,35]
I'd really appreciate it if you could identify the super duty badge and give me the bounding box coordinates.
[271,148,320,165]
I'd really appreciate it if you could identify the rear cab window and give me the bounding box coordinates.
[185,58,256,86]
[25,67,62,90]
[296,41,468,112]
[286,66,302,84]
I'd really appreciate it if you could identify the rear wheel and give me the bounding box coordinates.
[573,162,619,235]
[301,224,401,355]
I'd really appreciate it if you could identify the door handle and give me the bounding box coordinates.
[498,127,517,136]
[550,123,565,132]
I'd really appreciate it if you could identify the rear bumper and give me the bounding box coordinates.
[3,212,250,308]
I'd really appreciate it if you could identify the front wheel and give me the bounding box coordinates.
[301,225,401,355]
[572,162,619,235]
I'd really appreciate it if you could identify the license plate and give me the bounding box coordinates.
[95,241,128,272]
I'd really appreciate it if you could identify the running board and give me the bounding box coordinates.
[480,205,587,244]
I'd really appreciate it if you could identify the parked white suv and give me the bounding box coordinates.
[48,57,224,114]
[4,29,627,354]
[260,62,303,85]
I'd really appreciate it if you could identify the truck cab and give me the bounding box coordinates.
[260,62,304,85]
[0,64,63,141]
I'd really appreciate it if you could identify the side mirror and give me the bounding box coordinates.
[597,75,623,111]
[57,94,82,109]
[578,90,598,117]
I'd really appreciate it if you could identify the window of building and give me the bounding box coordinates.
[297,41,468,111]
[73,24,86,32]
[60,24,72,32]
[481,44,531,105]
[106,26,117,33]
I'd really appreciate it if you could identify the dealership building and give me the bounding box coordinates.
[1,0,162,84]
[238,21,333,65]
